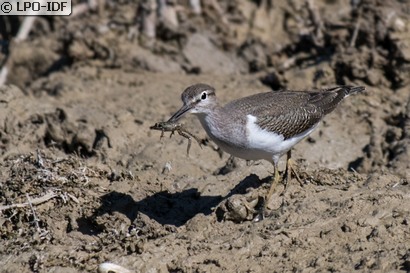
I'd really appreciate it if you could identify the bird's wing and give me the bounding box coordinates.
[225,86,360,139]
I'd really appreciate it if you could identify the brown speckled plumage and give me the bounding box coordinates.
[221,86,364,139]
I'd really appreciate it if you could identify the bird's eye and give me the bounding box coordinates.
[201,92,207,100]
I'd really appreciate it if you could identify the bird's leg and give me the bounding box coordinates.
[285,150,303,187]
[253,162,280,222]
[266,162,280,206]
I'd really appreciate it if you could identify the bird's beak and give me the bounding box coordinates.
[167,104,193,123]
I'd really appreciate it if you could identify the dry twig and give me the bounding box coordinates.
[26,193,41,232]
[0,190,58,211]
[350,7,362,48]
[306,0,324,47]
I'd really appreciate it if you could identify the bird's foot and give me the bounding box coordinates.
[253,196,285,222]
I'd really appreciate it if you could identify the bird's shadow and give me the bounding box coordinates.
[77,174,263,235]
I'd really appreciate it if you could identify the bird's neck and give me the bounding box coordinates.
[194,105,226,137]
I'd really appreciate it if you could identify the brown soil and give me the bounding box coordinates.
[1,0,410,272]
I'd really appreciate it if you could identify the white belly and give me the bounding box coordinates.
[245,115,318,163]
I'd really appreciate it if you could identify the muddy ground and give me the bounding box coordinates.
[1,0,410,272]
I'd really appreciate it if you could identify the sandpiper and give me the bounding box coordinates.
[167,83,365,220]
